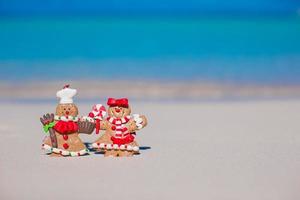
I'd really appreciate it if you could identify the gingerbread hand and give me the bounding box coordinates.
[128,114,147,132]
[40,113,55,125]
[39,113,58,148]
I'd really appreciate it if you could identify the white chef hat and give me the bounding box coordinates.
[56,85,77,104]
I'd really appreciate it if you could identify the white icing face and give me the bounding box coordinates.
[108,106,131,118]
[55,103,78,117]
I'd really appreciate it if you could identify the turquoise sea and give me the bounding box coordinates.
[0,16,300,84]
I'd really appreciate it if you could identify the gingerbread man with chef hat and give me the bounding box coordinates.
[40,85,95,157]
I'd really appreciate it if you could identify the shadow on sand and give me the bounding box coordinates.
[84,142,151,154]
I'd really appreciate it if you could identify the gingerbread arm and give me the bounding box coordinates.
[78,119,107,134]
[94,120,107,134]
[40,113,58,148]
[100,120,107,130]
[140,115,148,128]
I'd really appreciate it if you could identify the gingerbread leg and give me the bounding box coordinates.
[95,148,105,153]
[104,150,117,157]
[49,153,63,157]
[118,150,134,157]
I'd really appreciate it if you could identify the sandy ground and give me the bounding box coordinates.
[2,81,300,100]
[0,100,300,200]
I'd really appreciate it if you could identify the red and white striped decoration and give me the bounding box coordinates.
[113,124,129,138]
[107,115,131,125]
[80,104,107,123]
[133,114,143,130]
[89,104,106,120]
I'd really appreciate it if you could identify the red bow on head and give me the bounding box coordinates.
[107,98,129,108]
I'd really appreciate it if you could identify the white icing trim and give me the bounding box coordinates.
[133,114,143,130]
[109,118,114,123]
[80,116,95,123]
[133,114,140,118]
[127,145,133,151]
[137,124,143,130]
[42,144,89,156]
[126,116,131,120]
[132,146,139,152]
[92,142,139,152]
[54,115,79,122]
[90,104,106,120]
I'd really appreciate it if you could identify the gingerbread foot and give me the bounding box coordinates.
[49,153,63,157]
[118,150,134,157]
[104,150,118,157]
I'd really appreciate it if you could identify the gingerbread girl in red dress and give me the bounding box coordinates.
[92,98,147,157]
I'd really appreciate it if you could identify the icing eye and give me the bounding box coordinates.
[68,108,71,110]
[63,108,66,110]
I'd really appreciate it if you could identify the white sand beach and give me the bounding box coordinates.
[1,100,300,200]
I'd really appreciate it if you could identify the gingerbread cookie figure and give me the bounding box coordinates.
[40,85,95,157]
[92,98,147,157]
